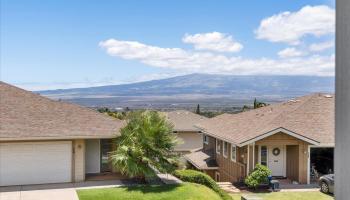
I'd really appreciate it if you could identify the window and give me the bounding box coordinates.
[231,145,237,162]
[216,139,221,154]
[203,135,208,144]
[100,139,113,172]
[260,146,267,166]
[223,142,228,158]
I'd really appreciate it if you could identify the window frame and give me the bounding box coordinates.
[260,145,268,166]
[203,135,208,145]
[231,144,237,162]
[223,142,228,158]
[216,139,221,154]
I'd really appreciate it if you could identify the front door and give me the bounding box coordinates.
[268,145,285,177]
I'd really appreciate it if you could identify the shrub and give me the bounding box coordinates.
[174,169,232,200]
[244,164,272,189]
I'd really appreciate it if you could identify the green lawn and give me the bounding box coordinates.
[77,183,222,200]
[231,191,333,200]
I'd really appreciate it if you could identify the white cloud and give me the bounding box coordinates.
[15,73,181,91]
[100,38,334,76]
[256,5,335,45]
[278,47,305,58]
[309,41,334,52]
[124,73,184,83]
[182,32,243,52]
[15,80,123,91]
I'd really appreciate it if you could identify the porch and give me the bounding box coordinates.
[246,132,310,184]
[85,139,120,180]
[218,178,319,195]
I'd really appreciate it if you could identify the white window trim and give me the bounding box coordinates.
[203,135,208,145]
[259,145,268,166]
[231,144,237,162]
[216,139,221,154]
[223,142,228,158]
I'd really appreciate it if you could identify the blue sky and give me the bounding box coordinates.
[1,0,335,90]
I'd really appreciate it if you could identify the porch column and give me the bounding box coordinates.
[298,143,308,184]
[73,139,86,182]
[246,144,254,175]
[252,143,255,168]
[246,145,250,176]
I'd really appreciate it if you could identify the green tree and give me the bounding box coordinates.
[195,104,201,114]
[253,98,258,109]
[242,105,250,112]
[253,98,269,109]
[110,111,178,182]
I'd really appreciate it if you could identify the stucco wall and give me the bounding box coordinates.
[85,139,100,173]
[175,131,202,152]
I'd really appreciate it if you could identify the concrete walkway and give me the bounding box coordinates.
[217,182,241,193]
[0,180,131,200]
[157,173,182,185]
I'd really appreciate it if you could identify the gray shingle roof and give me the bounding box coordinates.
[196,93,334,146]
[0,82,125,140]
[184,150,218,170]
[164,110,207,132]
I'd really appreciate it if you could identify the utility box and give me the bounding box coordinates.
[270,180,280,191]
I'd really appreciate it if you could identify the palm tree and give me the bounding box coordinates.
[110,111,178,182]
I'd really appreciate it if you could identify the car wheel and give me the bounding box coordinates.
[321,181,329,193]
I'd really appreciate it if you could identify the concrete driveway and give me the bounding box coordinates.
[0,180,127,200]
[0,184,78,200]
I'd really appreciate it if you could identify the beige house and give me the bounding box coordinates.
[185,94,334,184]
[164,110,207,154]
[0,82,125,186]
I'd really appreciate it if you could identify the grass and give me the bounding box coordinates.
[231,191,333,200]
[77,183,222,200]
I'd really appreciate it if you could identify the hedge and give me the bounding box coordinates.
[173,169,232,200]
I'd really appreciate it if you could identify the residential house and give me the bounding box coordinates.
[164,110,207,154]
[0,82,125,186]
[185,94,334,184]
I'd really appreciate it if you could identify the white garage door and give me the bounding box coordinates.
[0,141,72,186]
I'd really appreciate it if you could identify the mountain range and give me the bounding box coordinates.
[39,73,334,109]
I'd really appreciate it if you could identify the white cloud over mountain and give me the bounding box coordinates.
[100,5,334,77]
[182,32,243,53]
[309,41,334,52]
[100,38,334,76]
[255,5,335,45]
[278,48,305,58]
